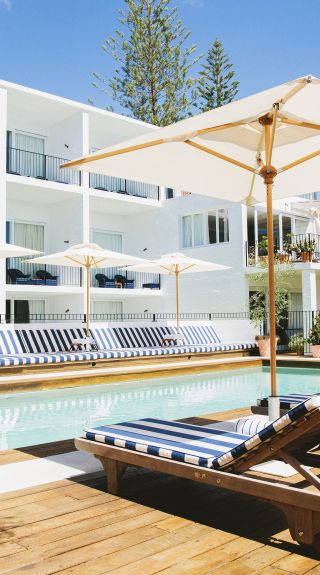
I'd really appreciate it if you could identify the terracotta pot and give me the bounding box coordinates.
[278,253,290,263]
[258,255,268,263]
[311,345,320,358]
[296,345,304,357]
[300,252,313,262]
[256,336,279,357]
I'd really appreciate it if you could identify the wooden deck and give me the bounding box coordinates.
[0,408,319,573]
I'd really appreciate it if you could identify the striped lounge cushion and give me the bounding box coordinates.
[90,327,122,350]
[83,418,250,467]
[257,393,315,410]
[18,328,88,353]
[174,325,221,345]
[0,330,25,354]
[113,326,173,348]
[83,396,320,470]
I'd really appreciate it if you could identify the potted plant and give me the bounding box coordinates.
[278,234,292,264]
[288,333,306,356]
[295,238,316,262]
[258,235,268,263]
[307,315,320,358]
[249,259,295,357]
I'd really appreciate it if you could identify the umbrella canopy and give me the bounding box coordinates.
[28,243,148,336]
[0,242,41,258]
[127,253,229,334]
[63,74,320,418]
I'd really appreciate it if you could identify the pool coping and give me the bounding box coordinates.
[0,356,262,393]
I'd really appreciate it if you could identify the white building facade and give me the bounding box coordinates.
[0,79,320,338]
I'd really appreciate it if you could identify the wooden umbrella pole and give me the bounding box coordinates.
[86,262,90,338]
[175,268,179,336]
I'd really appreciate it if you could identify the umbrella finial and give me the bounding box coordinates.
[259,165,277,185]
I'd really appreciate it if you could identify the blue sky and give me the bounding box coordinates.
[0,0,319,113]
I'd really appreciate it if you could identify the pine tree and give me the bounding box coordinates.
[91,0,200,126]
[197,39,239,111]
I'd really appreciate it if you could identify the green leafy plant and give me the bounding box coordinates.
[249,259,296,332]
[307,315,320,346]
[258,235,268,257]
[288,333,306,354]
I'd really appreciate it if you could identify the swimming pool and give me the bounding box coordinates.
[1,366,320,450]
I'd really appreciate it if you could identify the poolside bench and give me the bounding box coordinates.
[0,323,257,367]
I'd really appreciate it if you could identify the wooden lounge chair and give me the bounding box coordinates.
[75,396,320,550]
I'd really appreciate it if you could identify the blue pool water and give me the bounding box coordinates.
[1,366,320,450]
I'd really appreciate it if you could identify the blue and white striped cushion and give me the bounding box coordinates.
[83,417,250,467]
[214,394,320,469]
[83,396,320,470]
[90,328,122,350]
[19,328,88,353]
[114,326,173,348]
[0,330,25,354]
[174,325,221,345]
[257,394,314,410]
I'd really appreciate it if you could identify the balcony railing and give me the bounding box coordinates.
[89,173,160,200]
[6,257,82,287]
[245,233,320,267]
[6,147,81,186]
[91,268,161,290]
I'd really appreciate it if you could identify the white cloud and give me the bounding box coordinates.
[0,0,12,9]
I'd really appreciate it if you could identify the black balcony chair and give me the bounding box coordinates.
[114,274,135,288]
[36,270,58,283]
[95,273,114,287]
[7,268,31,284]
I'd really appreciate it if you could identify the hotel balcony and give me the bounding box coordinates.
[89,173,160,201]
[6,147,80,186]
[245,233,320,267]
[6,258,161,291]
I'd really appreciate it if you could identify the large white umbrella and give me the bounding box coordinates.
[28,243,148,336]
[64,74,320,418]
[127,252,229,335]
[0,243,41,258]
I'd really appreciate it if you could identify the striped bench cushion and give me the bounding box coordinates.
[257,394,315,410]
[83,396,320,470]
[18,328,88,353]
[176,325,221,345]
[113,326,173,348]
[84,418,251,467]
[0,330,25,354]
[0,342,256,367]
[90,327,122,350]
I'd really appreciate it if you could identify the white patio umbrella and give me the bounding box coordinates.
[127,252,229,335]
[64,74,320,418]
[28,243,148,336]
[0,242,41,258]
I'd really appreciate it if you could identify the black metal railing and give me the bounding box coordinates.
[245,234,320,266]
[6,257,82,286]
[260,309,320,354]
[89,173,160,200]
[7,147,81,186]
[91,268,161,290]
[0,311,249,324]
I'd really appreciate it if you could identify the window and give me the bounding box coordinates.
[92,230,122,252]
[92,301,123,316]
[181,210,229,248]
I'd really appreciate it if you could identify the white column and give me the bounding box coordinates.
[0,89,7,321]
[302,270,317,341]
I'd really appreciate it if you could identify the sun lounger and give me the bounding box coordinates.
[76,397,320,550]
[252,393,316,416]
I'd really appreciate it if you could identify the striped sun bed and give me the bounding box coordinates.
[83,394,320,470]
[257,393,316,410]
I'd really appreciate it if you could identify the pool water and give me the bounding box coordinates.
[1,366,320,450]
